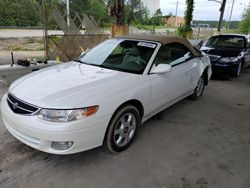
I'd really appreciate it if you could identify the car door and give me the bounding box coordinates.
[148,43,198,114]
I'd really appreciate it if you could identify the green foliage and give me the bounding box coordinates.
[177,25,190,38]
[239,4,250,34]
[0,0,164,28]
[184,0,194,30]
[151,9,164,26]
[177,0,194,38]
[0,0,41,27]
[0,0,110,27]
[62,0,111,27]
[135,24,166,31]
[125,0,150,25]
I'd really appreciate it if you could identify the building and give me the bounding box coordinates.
[141,0,160,17]
[166,16,185,27]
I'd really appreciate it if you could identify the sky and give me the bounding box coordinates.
[160,0,250,21]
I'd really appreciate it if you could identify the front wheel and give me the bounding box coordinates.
[191,75,205,100]
[104,105,140,153]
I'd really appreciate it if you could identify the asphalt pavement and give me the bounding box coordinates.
[0,69,250,188]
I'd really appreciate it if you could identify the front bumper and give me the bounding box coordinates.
[1,94,111,154]
[211,61,239,74]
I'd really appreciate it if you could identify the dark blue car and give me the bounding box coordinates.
[200,34,250,77]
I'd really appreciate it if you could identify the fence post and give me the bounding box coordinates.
[42,1,49,60]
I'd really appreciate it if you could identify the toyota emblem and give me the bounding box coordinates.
[12,102,18,109]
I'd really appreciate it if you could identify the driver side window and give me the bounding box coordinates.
[153,43,193,67]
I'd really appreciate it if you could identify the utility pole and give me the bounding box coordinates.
[217,0,226,32]
[227,0,235,29]
[66,0,70,26]
[174,1,179,27]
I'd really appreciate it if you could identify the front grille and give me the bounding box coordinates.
[7,93,39,115]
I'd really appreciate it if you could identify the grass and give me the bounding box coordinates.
[134,24,177,30]
[220,29,240,34]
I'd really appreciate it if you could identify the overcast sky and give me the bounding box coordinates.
[160,0,250,21]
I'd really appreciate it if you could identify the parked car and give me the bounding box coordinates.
[1,35,211,154]
[200,34,250,77]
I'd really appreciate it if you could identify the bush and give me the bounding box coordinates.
[177,25,192,38]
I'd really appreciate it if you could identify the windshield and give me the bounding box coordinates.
[78,38,157,74]
[205,36,245,48]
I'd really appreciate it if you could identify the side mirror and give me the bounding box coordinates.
[151,64,172,74]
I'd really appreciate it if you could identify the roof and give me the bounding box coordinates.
[212,34,247,38]
[116,34,200,56]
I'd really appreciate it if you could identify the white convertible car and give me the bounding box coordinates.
[1,35,211,154]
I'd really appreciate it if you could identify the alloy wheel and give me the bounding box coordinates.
[113,113,137,147]
[195,77,205,97]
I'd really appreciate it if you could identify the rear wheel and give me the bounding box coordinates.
[104,105,140,153]
[191,75,205,100]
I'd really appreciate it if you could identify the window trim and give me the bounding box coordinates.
[148,42,196,74]
[171,55,196,67]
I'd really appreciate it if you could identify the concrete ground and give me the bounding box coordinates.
[0,69,250,188]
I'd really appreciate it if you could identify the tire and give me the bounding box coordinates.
[191,75,205,100]
[104,105,141,153]
[232,62,242,77]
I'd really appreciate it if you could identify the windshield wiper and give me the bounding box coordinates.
[74,60,102,66]
[75,60,107,68]
[74,60,120,71]
[74,59,86,64]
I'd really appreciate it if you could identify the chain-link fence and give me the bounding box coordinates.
[0,1,109,65]
[0,0,45,65]
[0,0,219,66]
[45,7,109,61]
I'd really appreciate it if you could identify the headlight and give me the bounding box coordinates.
[219,57,239,63]
[38,106,99,122]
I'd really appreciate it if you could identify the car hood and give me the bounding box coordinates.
[200,46,243,57]
[9,62,141,108]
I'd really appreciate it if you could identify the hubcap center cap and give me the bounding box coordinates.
[124,127,128,133]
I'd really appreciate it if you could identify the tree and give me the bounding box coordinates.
[0,0,41,27]
[65,0,110,27]
[177,0,194,38]
[184,0,194,30]
[151,8,163,26]
[125,0,149,25]
[239,4,250,34]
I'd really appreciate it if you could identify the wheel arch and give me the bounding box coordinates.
[113,99,144,119]
[202,66,209,86]
[102,99,144,146]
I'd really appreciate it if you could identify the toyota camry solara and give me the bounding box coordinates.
[1,35,211,154]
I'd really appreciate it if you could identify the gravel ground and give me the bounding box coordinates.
[0,69,250,188]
